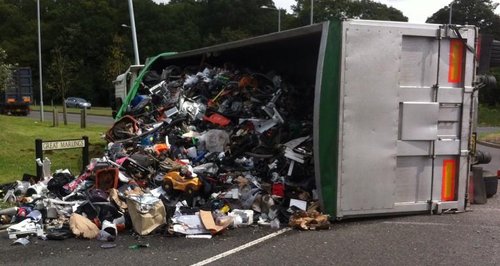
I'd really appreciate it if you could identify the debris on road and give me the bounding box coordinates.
[129,243,150,249]
[0,19,497,248]
[0,63,325,245]
[11,237,30,246]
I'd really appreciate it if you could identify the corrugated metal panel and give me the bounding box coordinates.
[396,157,432,203]
[437,121,459,137]
[397,141,430,156]
[398,87,433,102]
[435,140,460,155]
[400,36,437,87]
[438,105,461,121]
[437,87,463,103]
[338,23,400,212]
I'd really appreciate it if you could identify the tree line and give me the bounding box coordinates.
[0,0,498,106]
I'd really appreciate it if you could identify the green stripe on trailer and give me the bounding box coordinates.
[318,21,342,217]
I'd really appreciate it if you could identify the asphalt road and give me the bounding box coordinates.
[28,110,114,126]
[2,119,498,265]
[1,189,499,266]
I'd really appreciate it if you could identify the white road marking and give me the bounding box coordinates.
[191,228,292,266]
[383,221,452,226]
[470,208,500,212]
[383,221,500,229]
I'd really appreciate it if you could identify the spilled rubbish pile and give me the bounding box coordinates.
[0,64,329,244]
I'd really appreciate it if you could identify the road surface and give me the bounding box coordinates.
[28,110,114,126]
[0,186,499,266]
[2,119,497,265]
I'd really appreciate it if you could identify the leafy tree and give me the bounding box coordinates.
[42,0,124,105]
[0,0,410,107]
[198,0,278,45]
[47,45,81,124]
[292,0,407,27]
[0,47,16,92]
[426,0,500,39]
[103,34,131,84]
[348,0,408,21]
[0,0,37,67]
[131,0,202,57]
[427,0,500,105]
[102,33,130,110]
[429,0,500,106]
[44,22,83,102]
[46,46,79,102]
[0,0,291,107]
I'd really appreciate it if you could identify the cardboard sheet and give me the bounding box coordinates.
[199,210,231,235]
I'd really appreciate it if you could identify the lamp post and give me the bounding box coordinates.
[261,5,281,32]
[126,0,140,65]
[37,0,44,122]
[310,0,314,25]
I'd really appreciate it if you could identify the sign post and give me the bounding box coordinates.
[35,136,89,179]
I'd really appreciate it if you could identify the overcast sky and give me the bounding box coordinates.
[153,0,500,23]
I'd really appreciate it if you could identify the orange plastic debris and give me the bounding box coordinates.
[154,143,170,154]
[203,113,231,127]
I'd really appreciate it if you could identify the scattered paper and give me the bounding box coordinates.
[289,199,307,211]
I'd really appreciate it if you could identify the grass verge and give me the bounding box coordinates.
[479,104,500,127]
[479,132,500,144]
[30,105,112,117]
[0,115,108,184]
[478,105,500,144]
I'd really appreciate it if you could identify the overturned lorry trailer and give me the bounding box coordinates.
[117,20,482,219]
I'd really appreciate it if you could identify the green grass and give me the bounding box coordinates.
[30,105,112,117]
[478,104,500,127]
[479,132,500,144]
[475,104,500,143]
[0,115,108,184]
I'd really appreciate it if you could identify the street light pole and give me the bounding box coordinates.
[278,8,281,32]
[310,0,314,25]
[261,5,281,32]
[37,0,44,122]
[127,0,140,65]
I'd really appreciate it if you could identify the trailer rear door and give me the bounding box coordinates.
[336,21,476,218]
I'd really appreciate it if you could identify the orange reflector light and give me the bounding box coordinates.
[7,98,15,103]
[442,159,456,201]
[22,96,31,103]
[448,39,464,83]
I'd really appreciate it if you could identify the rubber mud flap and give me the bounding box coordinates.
[471,166,487,204]
[484,175,498,198]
